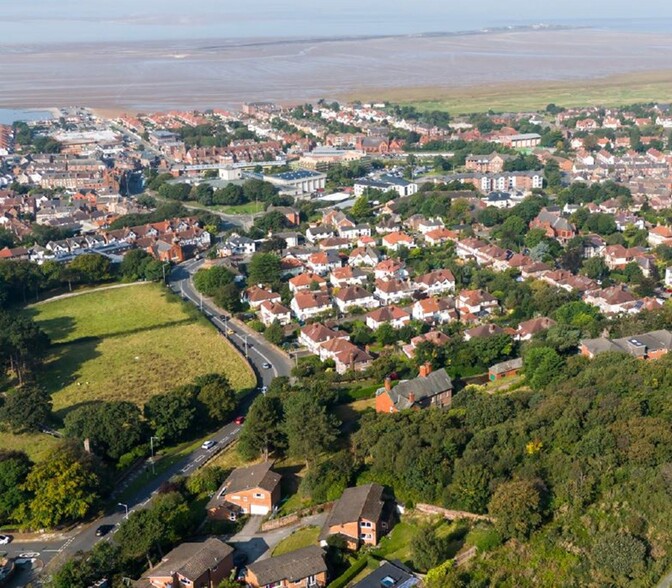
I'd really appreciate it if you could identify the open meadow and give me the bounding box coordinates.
[28,283,256,417]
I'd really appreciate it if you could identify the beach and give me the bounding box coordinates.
[3,28,672,113]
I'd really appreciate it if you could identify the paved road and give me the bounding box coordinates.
[4,261,291,586]
[169,257,293,382]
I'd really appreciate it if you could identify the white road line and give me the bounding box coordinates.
[195,455,206,462]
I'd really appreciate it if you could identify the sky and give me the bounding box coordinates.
[3,1,672,44]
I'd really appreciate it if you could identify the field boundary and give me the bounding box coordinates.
[29,281,150,307]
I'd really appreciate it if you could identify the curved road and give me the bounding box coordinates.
[4,260,291,586]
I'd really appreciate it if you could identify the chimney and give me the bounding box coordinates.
[408,392,416,405]
[419,362,432,378]
[384,377,392,392]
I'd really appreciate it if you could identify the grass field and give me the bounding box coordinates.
[182,200,265,216]
[271,526,321,556]
[348,70,672,114]
[0,431,61,463]
[29,283,255,417]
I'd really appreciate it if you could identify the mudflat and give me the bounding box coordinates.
[3,28,672,112]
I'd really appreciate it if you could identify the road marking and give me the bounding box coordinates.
[195,455,206,462]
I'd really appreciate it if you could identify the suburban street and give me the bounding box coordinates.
[2,260,292,586]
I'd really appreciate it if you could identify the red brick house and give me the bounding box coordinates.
[375,364,453,413]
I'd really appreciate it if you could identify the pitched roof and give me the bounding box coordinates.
[247,546,327,586]
[324,483,387,529]
[383,368,453,409]
[145,538,233,581]
[217,461,281,498]
[489,357,523,375]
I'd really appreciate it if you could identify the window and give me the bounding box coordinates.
[254,492,264,499]
[360,521,372,528]
[360,533,372,539]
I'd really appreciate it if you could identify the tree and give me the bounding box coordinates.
[49,541,121,588]
[493,215,527,249]
[375,323,398,346]
[247,253,281,288]
[351,195,372,222]
[283,392,339,466]
[592,533,647,582]
[68,254,112,284]
[214,282,243,313]
[544,159,562,191]
[488,479,544,540]
[0,385,52,433]
[195,373,237,424]
[64,401,145,461]
[193,266,235,296]
[18,442,100,529]
[238,395,284,460]
[0,451,32,524]
[144,390,197,443]
[120,249,152,280]
[523,347,564,390]
[412,525,451,572]
[447,463,492,514]
[264,320,284,345]
[0,313,51,384]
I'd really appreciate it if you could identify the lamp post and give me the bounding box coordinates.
[118,502,129,519]
[150,436,159,474]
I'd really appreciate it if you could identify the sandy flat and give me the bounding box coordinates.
[2,29,672,111]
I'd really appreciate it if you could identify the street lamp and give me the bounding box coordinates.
[118,502,129,519]
[150,436,159,474]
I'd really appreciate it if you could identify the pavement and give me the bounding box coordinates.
[3,259,292,586]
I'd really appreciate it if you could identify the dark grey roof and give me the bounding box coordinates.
[145,538,233,581]
[351,561,419,588]
[582,329,672,358]
[247,546,326,585]
[323,483,386,532]
[383,368,452,409]
[489,357,523,375]
[208,462,281,509]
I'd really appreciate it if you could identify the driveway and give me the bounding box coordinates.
[229,511,329,564]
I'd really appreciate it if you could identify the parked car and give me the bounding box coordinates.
[0,535,12,545]
[95,525,114,537]
[201,440,217,450]
[234,416,245,425]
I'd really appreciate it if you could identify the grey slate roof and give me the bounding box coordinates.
[581,329,672,358]
[246,545,327,585]
[351,560,419,588]
[489,357,523,375]
[145,538,233,581]
[380,368,452,410]
[322,483,386,538]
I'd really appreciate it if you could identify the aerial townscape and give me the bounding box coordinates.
[5,2,672,588]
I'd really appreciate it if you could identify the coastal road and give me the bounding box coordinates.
[169,257,293,382]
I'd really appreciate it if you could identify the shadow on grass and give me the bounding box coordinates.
[276,464,304,499]
[31,315,77,343]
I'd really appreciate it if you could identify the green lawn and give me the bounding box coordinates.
[182,200,265,215]
[0,431,61,463]
[271,526,321,556]
[28,284,255,417]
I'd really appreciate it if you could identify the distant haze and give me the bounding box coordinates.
[4,1,672,45]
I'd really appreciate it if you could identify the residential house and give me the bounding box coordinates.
[374,278,415,305]
[381,231,416,252]
[348,246,381,267]
[306,226,334,244]
[374,259,408,281]
[648,225,672,247]
[515,317,556,341]
[140,538,234,588]
[218,233,256,257]
[259,301,292,327]
[246,287,282,309]
[375,364,453,413]
[464,323,507,341]
[334,285,380,312]
[410,297,457,324]
[366,305,411,330]
[457,289,498,317]
[350,560,419,588]
[319,337,373,374]
[583,285,639,315]
[207,461,281,518]
[307,250,341,275]
[245,546,328,588]
[299,323,349,355]
[580,330,672,360]
[529,208,576,243]
[424,227,459,246]
[320,483,396,549]
[489,357,523,381]
[330,266,368,288]
[290,291,333,321]
[289,272,327,293]
[414,269,455,296]
[402,330,450,359]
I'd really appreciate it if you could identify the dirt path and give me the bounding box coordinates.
[30,281,150,307]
